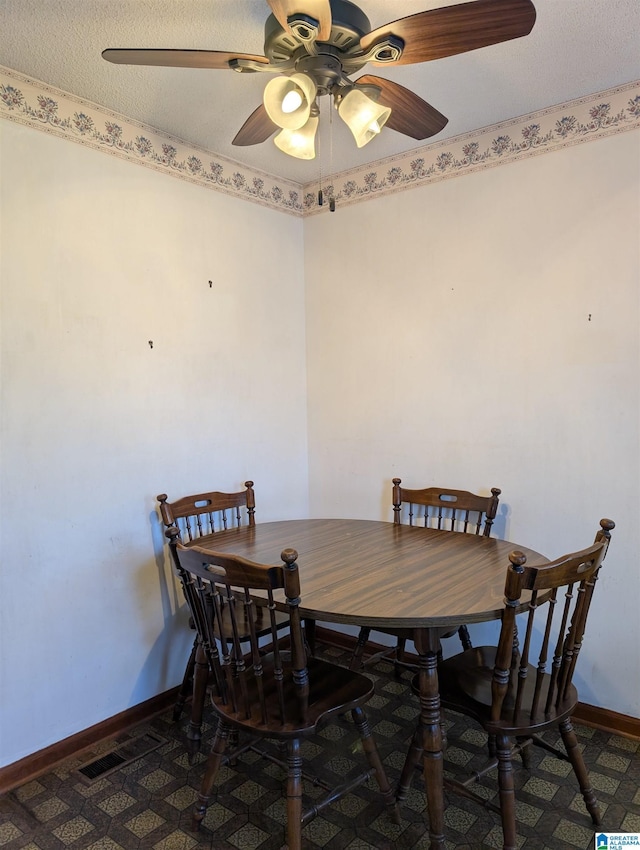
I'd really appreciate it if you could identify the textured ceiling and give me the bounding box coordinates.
[1,0,639,185]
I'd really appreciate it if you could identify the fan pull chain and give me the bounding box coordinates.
[317,103,323,206]
[329,99,336,212]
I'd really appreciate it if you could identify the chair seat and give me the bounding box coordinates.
[431,646,579,734]
[213,655,375,737]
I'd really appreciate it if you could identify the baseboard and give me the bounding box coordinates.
[0,686,179,796]
[571,702,640,739]
[2,630,638,796]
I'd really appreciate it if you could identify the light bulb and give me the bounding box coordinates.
[263,73,317,130]
[358,107,383,139]
[281,90,303,113]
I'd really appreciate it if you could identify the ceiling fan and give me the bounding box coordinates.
[103,0,536,161]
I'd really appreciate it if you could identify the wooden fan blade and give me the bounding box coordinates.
[360,0,536,66]
[233,104,279,146]
[266,0,332,41]
[102,49,269,70]
[356,75,448,140]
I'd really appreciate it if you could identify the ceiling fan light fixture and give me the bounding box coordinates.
[103,0,538,161]
[263,72,317,130]
[274,115,319,159]
[337,87,391,147]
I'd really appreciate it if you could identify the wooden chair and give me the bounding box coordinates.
[397,518,615,850]
[169,537,399,848]
[157,482,289,757]
[349,479,501,673]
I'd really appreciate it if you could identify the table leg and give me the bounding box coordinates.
[414,627,445,850]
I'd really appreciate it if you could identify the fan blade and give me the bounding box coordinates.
[102,48,269,70]
[267,0,332,41]
[356,75,448,140]
[360,0,536,66]
[233,105,279,146]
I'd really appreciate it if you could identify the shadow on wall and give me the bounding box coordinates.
[129,510,193,706]
[492,501,510,542]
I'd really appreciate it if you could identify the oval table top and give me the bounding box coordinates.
[189,518,548,630]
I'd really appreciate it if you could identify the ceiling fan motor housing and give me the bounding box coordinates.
[263,0,371,64]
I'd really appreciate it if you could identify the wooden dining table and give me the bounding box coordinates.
[192,517,548,850]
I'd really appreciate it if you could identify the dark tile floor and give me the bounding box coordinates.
[1,646,639,850]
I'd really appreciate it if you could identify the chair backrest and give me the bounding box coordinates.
[168,531,309,727]
[157,481,256,542]
[392,478,501,536]
[494,518,615,725]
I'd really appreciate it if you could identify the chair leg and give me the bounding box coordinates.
[397,724,423,804]
[192,720,229,831]
[457,624,473,651]
[351,706,400,823]
[186,642,209,762]
[303,618,316,656]
[516,735,531,769]
[495,733,517,850]
[228,728,240,767]
[286,738,304,850]
[173,636,198,721]
[488,734,497,758]
[559,717,602,826]
[394,638,408,680]
[349,627,371,670]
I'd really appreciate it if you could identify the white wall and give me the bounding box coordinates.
[304,130,640,716]
[1,118,638,770]
[0,121,309,767]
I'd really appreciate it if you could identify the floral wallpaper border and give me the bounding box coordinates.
[303,79,640,214]
[0,65,304,216]
[1,64,638,218]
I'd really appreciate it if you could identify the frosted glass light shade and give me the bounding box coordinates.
[264,73,317,130]
[338,88,391,147]
[274,115,319,159]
